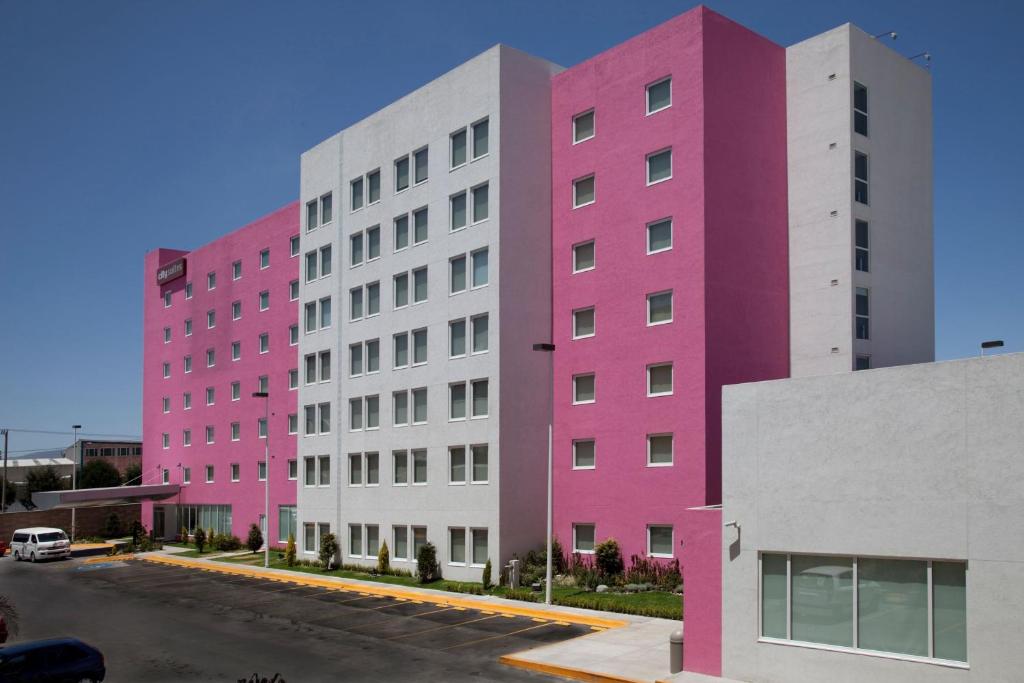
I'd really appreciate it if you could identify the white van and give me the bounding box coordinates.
[10,527,71,562]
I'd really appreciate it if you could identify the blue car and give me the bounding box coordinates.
[0,638,105,682]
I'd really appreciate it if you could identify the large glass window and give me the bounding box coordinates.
[647,77,672,114]
[853,82,868,136]
[855,152,869,205]
[855,220,869,272]
[856,288,870,340]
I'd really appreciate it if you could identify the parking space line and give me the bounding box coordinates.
[441,622,554,651]
[386,614,500,640]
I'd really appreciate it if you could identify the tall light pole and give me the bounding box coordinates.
[71,424,82,542]
[1,428,9,512]
[532,342,555,605]
[253,392,270,568]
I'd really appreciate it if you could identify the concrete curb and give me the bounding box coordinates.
[70,543,115,558]
[140,553,629,630]
[499,654,649,683]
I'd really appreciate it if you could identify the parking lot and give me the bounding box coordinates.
[1,555,592,681]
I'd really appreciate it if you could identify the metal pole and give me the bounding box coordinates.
[264,397,270,569]
[2,429,8,512]
[545,343,554,606]
[71,426,79,542]
[545,420,553,605]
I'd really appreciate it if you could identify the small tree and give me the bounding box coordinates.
[103,512,122,538]
[123,462,142,486]
[193,527,206,554]
[319,533,338,570]
[482,559,493,590]
[207,527,216,550]
[595,538,624,578]
[416,542,439,583]
[25,466,64,495]
[180,526,189,544]
[377,540,390,573]
[79,460,122,489]
[247,523,263,554]
[1,479,17,511]
[551,536,567,574]
[285,533,297,567]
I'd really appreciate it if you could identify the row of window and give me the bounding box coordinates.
[300,445,490,490]
[571,363,674,404]
[570,76,672,145]
[164,290,298,344]
[344,379,488,432]
[160,374,294,413]
[161,244,291,309]
[171,459,299,486]
[571,434,673,469]
[572,522,674,558]
[572,292,672,339]
[570,148,671,210]
[161,334,273,377]
[570,217,672,274]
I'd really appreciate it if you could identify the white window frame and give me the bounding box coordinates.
[647,290,673,326]
[646,147,673,186]
[646,76,672,115]
[230,463,241,483]
[573,373,596,405]
[647,525,674,558]
[647,363,674,397]
[647,433,674,467]
[646,217,673,255]
[572,240,595,273]
[572,174,596,209]
[572,439,596,470]
[573,109,595,144]
[572,307,596,340]
[573,523,596,554]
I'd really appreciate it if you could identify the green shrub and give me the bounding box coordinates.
[551,536,567,574]
[193,527,206,553]
[377,540,390,573]
[594,538,624,578]
[482,559,492,590]
[416,542,439,583]
[285,534,296,567]
[339,563,412,577]
[103,512,122,538]
[180,526,189,544]
[215,534,242,551]
[319,533,338,570]
[247,524,263,554]
[207,527,216,550]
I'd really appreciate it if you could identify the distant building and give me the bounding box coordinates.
[63,440,142,478]
[2,457,75,489]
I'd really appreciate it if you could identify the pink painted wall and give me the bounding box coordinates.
[142,202,299,542]
[551,7,788,676]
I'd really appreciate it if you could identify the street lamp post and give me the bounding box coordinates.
[532,342,555,605]
[71,425,82,542]
[253,392,270,568]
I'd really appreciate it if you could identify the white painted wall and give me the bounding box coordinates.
[721,352,1024,682]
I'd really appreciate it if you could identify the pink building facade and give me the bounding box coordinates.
[142,203,300,544]
[551,7,790,674]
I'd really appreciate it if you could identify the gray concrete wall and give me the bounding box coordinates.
[787,25,933,377]
[721,352,1024,682]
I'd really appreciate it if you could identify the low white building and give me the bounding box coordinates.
[720,352,1024,682]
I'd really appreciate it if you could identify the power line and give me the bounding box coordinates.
[0,428,141,439]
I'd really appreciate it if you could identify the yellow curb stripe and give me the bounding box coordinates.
[386,614,499,640]
[141,554,627,629]
[498,655,650,683]
[443,621,554,651]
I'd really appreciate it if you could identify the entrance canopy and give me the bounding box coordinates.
[32,484,180,510]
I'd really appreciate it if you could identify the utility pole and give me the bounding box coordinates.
[71,425,81,542]
[1,429,8,512]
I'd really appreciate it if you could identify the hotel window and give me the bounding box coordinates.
[366,339,380,373]
[471,183,488,222]
[185,281,192,298]
[449,528,466,565]
[450,255,467,294]
[318,402,330,434]
[205,426,215,444]
[320,245,332,277]
[349,524,363,557]
[471,529,488,566]
[471,249,488,287]
[856,287,870,340]
[647,149,672,185]
[319,297,331,328]
[395,155,410,193]
[573,440,595,469]
[258,375,268,394]
[471,444,488,483]
[573,175,595,208]
[366,452,380,486]
[574,524,595,553]
[351,232,364,267]
[646,76,672,114]
[855,220,869,272]
[231,422,240,441]
[413,527,427,558]
[258,417,267,438]
[290,324,299,346]
[367,170,380,204]
[648,291,673,325]
[304,302,317,332]
[471,379,488,418]
[573,307,595,339]
[349,287,364,321]
[232,301,242,320]
[394,214,409,251]
[414,147,428,184]
[306,200,317,231]
[351,176,364,211]
[393,450,409,485]
[207,271,216,290]
[394,332,409,368]
[163,327,171,343]
[449,447,466,484]
[472,314,488,353]
[367,226,381,260]
[183,392,192,409]
[855,355,871,371]
[184,319,192,336]
[303,523,316,553]
[450,128,467,168]
[349,343,363,377]
[318,455,330,486]
[573,374,595,404]
[231,341,241,361]
[412,388,427,424]
[647,363,673,397]
[412,449,427,484]
[207,310,216,329]
[413,207,428,244]
[348,453,362,486]
[405,330,424,366]
[257,461,266,481]
[471,118,488,158]
[163,291,171,307]
[413,267,428,303]
[648,434,673,466]
[319,350,331,382]
[393,526,408,561]
[162,433,169,449]
[306,251,318,282]
[287,460,297,480]
[365,524,380,557]
[183,429,192,447]
[855,151,869,204]
[290,280,299,301]
[304,457,316,486]
[349,398,363,431]
[162,396,170,413]
[450,191,467,231]
[394,273,409,309]
[184,355,192,373]
[232,260,242,280]
[647,218,672,254]
[205,387,215,405]
[449,320,466,358]
[573,109,595,143]
[449,383,466,420]
[366,282,380,316]
[259,333,269,354]
[161,469,169,484]
[320,192,333,223]
[573,241,595,272]
[231,382,240,401]
[760,554,967,663]
[648,525,673,557]
[206,465,214,483]
[290,235,300,257]
[182,467,190,485]
[393,391,409,426]
[259,290,269,311]
[365,395,380,430]
[854,82,868,136]
[288,413,298,434]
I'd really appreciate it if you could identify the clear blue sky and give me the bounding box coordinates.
[1,0,1021,454]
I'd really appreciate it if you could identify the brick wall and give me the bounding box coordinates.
[0,504,140,542]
